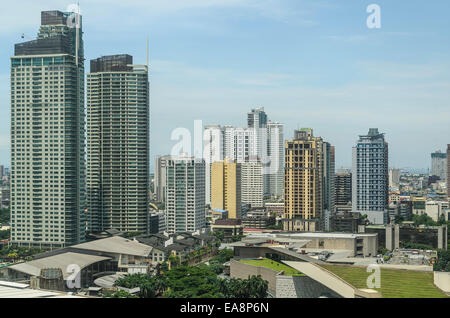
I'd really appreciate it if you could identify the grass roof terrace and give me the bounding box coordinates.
[320,264,449,298]
[239,258,305,276]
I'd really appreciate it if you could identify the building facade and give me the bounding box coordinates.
[322,143,335,231]
[267,121,284,199]
[86,54,149,234]
[165,156,206,234]
[335,169,352,208]
[211,159,242,219]
[284,129,324,232]
[154,155,171,204]
[241,161,264,208]
[389,168,401,188]
[10,11,86,247]
[352,128,389,225]
[431,151,447,182]
[203,125,224,205]
[204,108,284,203]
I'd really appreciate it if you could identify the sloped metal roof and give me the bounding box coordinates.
[72,236,152,257]
[8,252,110,279]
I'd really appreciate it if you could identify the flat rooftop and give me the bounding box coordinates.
[245,232,377,239]
[0,281,84,298]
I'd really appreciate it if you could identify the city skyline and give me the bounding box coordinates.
[1,1,450,171]
[0,3,449,301]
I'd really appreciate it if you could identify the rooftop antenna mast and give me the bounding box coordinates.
[75,2,80,67]
[146,36,149,71]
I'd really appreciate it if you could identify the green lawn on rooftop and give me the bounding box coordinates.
[239,258,304,276]
[320,264,448,298]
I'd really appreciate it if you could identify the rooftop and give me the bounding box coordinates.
[0,281,84,298]
[8,252,110,279]
[245,232,377,239]
[72,236,152,257]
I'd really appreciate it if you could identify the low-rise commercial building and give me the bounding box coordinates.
[231,232,378,258]
[211,219,243,241]
[242,209,276,229]
[330,212,361,233]
[361,224,448,250]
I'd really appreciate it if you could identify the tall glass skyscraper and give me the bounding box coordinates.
[86,55,149,234]
[352,128,389,224]
[10,11,85,247]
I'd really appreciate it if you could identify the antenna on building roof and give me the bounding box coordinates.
[146,36,149,71]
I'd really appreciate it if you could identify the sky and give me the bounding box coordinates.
[0,0,449,172]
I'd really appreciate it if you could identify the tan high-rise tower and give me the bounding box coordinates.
[211,159,241,219]
[284,129,328,232]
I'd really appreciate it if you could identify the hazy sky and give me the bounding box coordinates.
[1,0,449,171]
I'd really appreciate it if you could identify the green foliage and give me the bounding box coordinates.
[378,247,389,255]
[114,273,167,298]
[412,214,450,227]
[434,250,450,272]
[394,215,405,224]
[321,264,448,298]
[206,248,234,274]
[0,208,9,225]
[0,246,45,260]
[104,290,138,298]
[413,214,438,227]
[207,262,225,275]
[212,230,225,245]
[122,231,141,238]
[0,229,9,240]
[230,234,244,242]
[115,264,269,299]
[400,241,433,250]
[160,262,169,272]
[239,258,303,276]
[266,223,283,230]
[163,265,223,298]
[218,275,268,298]
[211,249,234,264]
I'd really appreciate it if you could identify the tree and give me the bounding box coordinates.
[211,248,234,264]
[212,230,225,243]
[7,252,18,261]
[219,275,268,298]
[413,214,437,227]
[104,290,138,298]
[434,250,450,272]
[0,208,10,225]
[123,231,141,238]
[266,223,283,230]
[0,229,10,240]
[114,273,167,298]
[231,234,244,242]
[163,265,223,298]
